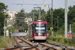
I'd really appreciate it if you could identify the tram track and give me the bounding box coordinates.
[22,36,75,50]
[14,36,39,50]
[4,36,75,50]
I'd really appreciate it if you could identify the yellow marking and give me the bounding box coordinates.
[44,4,46,7]
[50,27,53,30]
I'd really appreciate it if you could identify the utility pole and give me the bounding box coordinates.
[65,0,67,38]
[34,7,41,19]
[51,0,53,36]
[39,7,41,19]
[70,24,71,38]
[4,18,7,41]
[4,19,6,41]
[57,16,58,35]
[33,12,34,21]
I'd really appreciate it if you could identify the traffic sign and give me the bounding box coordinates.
[44,4,46,7]
[50,27,53,30]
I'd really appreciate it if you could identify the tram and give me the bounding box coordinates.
[28,19,47,40]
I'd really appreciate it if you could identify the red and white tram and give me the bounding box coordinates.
[28,19,47,40]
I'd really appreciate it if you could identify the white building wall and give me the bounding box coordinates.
[4,11,18,18]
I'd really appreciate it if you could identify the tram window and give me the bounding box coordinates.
[36,24,44,26]
[35,27,45,30]
[36,30,45,33]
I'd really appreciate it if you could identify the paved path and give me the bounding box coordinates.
[7,41,15,48]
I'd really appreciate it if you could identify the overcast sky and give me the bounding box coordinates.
[0,0,75,13]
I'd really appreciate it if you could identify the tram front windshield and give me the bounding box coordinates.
[35,24,47,33]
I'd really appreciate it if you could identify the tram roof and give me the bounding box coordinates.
[34,19,46,21]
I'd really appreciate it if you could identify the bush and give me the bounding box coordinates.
[0,36,12,47]
[7,26,15,32]
[47,30,51,36]
[47,36,75,46]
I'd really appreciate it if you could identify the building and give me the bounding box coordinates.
[25,18,32,24]
[4,11,18,18]
[4,11,18,27]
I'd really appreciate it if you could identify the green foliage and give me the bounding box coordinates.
[53,8,64,31]
[14,9,28,32]
[68,5,75,24]
[28,9,46,20]
[58,25,64,35]
[47,30,51,36]
[72,22,75,33]
[45,9,51,23]
[0,36,12,47]
[15,9,26,18]
[0,2,8,35]
[0,12,5,35]
[41,9,46,19]
[25,34,29,38]
[45,9,51,30]
[7,26,15,32]
[47,36,75,46]
[0,2,8,11]
[72,34,75,44]
[29,9,39,19]
[46,6,75,36]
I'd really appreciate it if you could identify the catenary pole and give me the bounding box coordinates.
[39,7,41,19]
[51,0,53,36]
[57,16,58,35]
[65,0,67,38]
[33,12,34,21]
[70,24,71,38]
[34,7,41,19]
[4,19,6,41]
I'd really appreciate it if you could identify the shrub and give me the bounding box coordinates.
[47,36,75,46]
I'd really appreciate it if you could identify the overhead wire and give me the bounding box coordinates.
[41,0,46,4]
[21,0,24,7]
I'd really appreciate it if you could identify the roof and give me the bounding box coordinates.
[34,19,46,21]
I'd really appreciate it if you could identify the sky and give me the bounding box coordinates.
[0,0,75,13]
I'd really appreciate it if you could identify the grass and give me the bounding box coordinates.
[25,34,29,38]
[0,36,12,47]
[47,39,75,47]
[47,36,75,47]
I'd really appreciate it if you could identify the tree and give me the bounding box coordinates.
[53,8,64,31]
[45,9,51,30]
[0,2,8,11]
[68,5,75,34]
[7,26,15,32]
[16,9,26,17]
[41,9,46,19]
[28,9,46,20]
[72,22,75,33]
[0,2,7,35]
[0,12,5,35]
[29,9,39,20]
[14,9,28,32]
[68,5,75,24]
